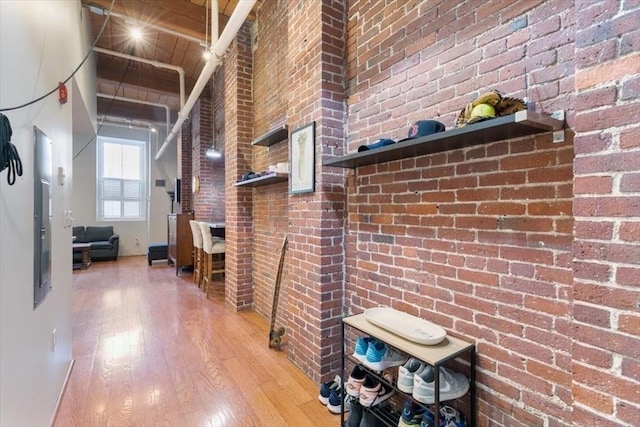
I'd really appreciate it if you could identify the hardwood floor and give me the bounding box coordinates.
[54,256,337,427]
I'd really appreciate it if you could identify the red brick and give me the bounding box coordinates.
[574,132,613,154]
[574,220,614,240]
[620,221,640,243]
[528,200,572,216]
[622,356,640,382]
[575,39,617,68]
[574,175,613,194]
[574,303,612,328]
[572,406,628,427]
[619,313,640,335]
[573,384,614,414]
[616,266,640,286]
[575,323,640,359]
[621,173,640,193]
[573,260,612,282]
[576,52,640,88]
[575,240,640,265]
[574,362,640,402]
[574,197,640,217]
[620,126,640,149]
[501,151,557,170]
[617,400,640,427]
[576,0,619,28]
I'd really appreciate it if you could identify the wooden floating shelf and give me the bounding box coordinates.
[323,110,564,169]
[251,125,289,147]
[233,172,288,187]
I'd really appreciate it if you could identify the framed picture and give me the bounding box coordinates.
[290,122,315,194]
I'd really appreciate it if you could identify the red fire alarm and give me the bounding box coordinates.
[58,82,68,105]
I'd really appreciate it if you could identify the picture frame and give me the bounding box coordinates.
[289,122,315,194]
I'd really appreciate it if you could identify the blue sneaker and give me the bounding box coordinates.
[398,399,431,427]
[354,336,372,363]
[365,341,407,371]
[318,374,341,405]
[420,410,436,427]
[327,387,351,414]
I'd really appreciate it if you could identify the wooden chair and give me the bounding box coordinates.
[199,221,225,297]
[189,220,204,287]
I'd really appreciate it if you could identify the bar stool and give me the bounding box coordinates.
[189,220,204,288]
[199,221,225,297]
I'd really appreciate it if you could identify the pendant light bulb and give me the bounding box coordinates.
[206,145,221,159]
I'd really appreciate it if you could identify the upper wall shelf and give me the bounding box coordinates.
[323,110,564,169]
[252,125,289,147]
[232,172,288,187]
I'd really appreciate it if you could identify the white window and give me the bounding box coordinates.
[97,137,146,221]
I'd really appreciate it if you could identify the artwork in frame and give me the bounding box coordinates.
[289,122,315,194]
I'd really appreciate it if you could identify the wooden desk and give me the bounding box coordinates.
[72,243,91,270]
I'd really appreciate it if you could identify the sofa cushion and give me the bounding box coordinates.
[90,241,113,251]
[85,226,114,242]
[73,226,87,243]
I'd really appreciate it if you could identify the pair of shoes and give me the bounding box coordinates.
[346,364,368,397]
[353,336,372,363]
[398,358,429,393]
[327,387,352,414]
[354,336,408,370]
[438,405,466,427]
[354,336,407,371]
[412,367,469,405]
[318,374,341,405]
[399,401,466,427]
[359,374,395,407]
[398,398,434,427]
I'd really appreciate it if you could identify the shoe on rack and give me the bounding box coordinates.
[354,336,372,363]
[345,364,367,397]
[412,367,469,404]
[419,410,436,427]
[359,374,395,408]
[327,387,352,414]
[345,397,363,427]
[318,374,341,405]
[398,358,427,393]
[365,341,408,371]
[439,405,467,427]
[398,398,432,427]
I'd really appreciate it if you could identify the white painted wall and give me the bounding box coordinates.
[71,123,177,256]
[0,1,93,425]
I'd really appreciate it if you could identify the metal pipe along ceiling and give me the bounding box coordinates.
[94,47,186,109]
[154,0,256,161]
[96,93,170,135]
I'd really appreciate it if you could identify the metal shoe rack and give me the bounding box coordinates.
[340,314,476,427]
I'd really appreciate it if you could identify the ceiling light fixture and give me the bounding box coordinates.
[206,144,221,159]
[130,27,143,41]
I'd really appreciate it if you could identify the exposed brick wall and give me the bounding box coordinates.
[572,1,640,425]
[285,0,347,381]
[191,95,226,221]
[251,0,291,323]
[210,1,638,425]
[342,0,577,425]
[224,22,255,310]
[178,121,192,213]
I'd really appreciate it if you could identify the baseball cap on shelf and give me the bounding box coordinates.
[397,120,446,143]
[357,138,396,152]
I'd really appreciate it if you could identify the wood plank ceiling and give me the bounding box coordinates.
[83,0,259,127]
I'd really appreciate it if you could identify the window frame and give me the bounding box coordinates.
[96,136,147,222]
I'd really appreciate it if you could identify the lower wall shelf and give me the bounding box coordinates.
[232,172,288,187]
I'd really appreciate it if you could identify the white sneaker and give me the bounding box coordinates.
[412,366,469,404]
[397,358,427,393]
[358,375,395,408]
